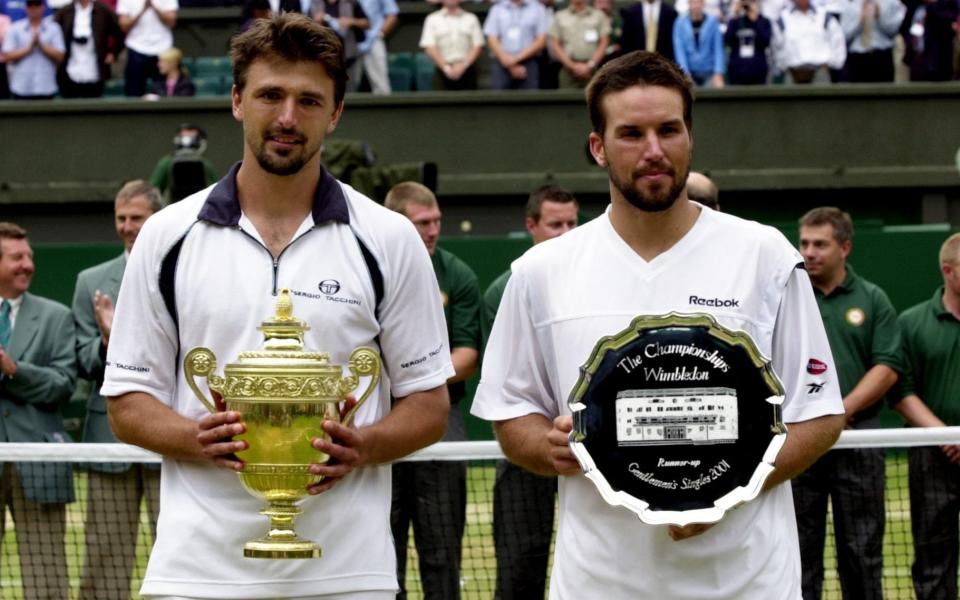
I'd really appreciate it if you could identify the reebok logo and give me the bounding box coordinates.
[689,295,740,308]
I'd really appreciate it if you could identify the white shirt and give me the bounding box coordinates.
[773,4,847,69]
[66,1,99,83]
[420,8,485,64]
[116,0,177,55]
[472,206,843,600]
[0,295,23,332]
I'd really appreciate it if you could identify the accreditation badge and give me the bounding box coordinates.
[569,313,786,526]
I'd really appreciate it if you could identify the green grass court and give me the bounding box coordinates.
[0,455,933,599]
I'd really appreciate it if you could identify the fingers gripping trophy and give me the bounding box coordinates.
[183,289,381,559]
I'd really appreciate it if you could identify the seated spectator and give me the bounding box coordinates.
[548,0,609,88]
[148,46,193,96]
[2,0,64,99]
[311,0,368,89]
[773,0,846,83]
[672,0,724,86]
[55,0,123,98]
[419,0,484,90]
[483,0,549,90]
[838,0,904,82]
[724,0,772,84]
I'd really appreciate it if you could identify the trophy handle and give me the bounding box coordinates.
[342,347,381,426]
[183,347,222,414]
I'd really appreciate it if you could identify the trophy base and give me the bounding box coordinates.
[244,536,321,559]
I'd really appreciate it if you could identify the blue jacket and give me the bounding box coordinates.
[672,13,725,77]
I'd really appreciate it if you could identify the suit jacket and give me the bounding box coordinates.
[620,1,678,61]
[0,292,77,504]
[54,0,124,85]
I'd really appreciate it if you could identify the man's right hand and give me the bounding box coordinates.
[196,410,247,470]
[547,415,582,476]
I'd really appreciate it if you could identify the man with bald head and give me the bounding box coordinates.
[685,170,719,210]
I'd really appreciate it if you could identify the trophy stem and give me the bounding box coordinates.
[243,501,322,559]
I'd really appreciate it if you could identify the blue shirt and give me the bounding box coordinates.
[357,0,398,53]
[2,16,64,96]
[483,0,549,55]
[672,13,725,77]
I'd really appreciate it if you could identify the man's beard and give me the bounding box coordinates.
[610,161,690,213]
[252,128,317,176]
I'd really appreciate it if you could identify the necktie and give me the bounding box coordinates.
[0,300,11,349]
[646,4,658,52]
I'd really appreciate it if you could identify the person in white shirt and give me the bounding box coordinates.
[420,0,484,90]
[772,0,846,83]
[54,0,122,97]
[471,50,846,600]
[116,0,176,96]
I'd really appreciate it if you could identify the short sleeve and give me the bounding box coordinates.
[419,13,436,47]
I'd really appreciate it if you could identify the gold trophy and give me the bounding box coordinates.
[183,289,381,559]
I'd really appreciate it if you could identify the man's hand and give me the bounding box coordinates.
[0,348,16,377]
[668,522,716,541]
[94,289,115,345]
[508,63,528,80]
[942,444,960,464]
[546,415,582,476]
[196,410,247,471]
[571,62,592,80]
[307,396,366,494]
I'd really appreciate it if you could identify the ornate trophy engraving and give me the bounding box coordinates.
[183,289,381,558]
[569,313,786,526]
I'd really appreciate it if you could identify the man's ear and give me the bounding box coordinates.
[588,132,606,168]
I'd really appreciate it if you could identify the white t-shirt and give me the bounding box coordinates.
[419,8,485,64]
[102,165,454,599]
[116,0,177,55]
[472,205,843,600]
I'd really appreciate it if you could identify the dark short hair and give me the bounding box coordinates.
[231,13,347,106]
[0,222,28,256]
[116,180,164,213]
[586,51,694,136]
[798,207,854,244]
[525,185,578,221]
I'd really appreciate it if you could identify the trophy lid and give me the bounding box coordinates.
[231,289,331,367]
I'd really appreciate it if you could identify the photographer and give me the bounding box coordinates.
[54,0,123,99]
[148,124,219,202]
[724,0,772,84]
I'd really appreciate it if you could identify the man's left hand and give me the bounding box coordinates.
[0,348,16,377]
[308,397,366,494]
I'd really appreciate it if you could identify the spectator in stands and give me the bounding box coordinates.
[724,0,773,85]
[420,0,484,90]
[484,0,550,89]
[0,12,12,97]
[269,0,309,14]
[685,170,719,209]
[149,123,218,202]
[893,232,960,600]
[901,0,958,81]
[548,0,609,88]
[72,181,163,600]
[838,0,904,82]
[386,181,481,600]
[793,207,901,600]
[0,221,77,600]
[2,0,64,99]
[240,0,271,32]
[54,0,122,98]
[357,0,397,94]
[485,184,577,600]
[148,46,194,96]
[592,0,622,61]
[1,0,53,23]
[311,0,369,90]
[672,0,725,86]
[619,0,677,61]
[117,0,176,97]
[773,0,846,83]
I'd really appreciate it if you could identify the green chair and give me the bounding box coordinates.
[387,52,414,92]
[103,79,125,97]
[193,77,223,97]
[181,56,196,76]
[193,55,233,79]
[413,53,435,92]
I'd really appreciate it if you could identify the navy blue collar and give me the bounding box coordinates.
[197,161,350,227]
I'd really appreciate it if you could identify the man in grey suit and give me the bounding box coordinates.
[0,221,77,600]
[72,180,163,600]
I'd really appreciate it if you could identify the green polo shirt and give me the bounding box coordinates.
[432,246,482,404]
[898,286,960,426]
[813,265,903,422]
[482,268,511,344]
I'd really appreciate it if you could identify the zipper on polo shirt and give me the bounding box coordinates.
[235,224,319,296]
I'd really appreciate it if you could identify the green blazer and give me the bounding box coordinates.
[0,292,77,504]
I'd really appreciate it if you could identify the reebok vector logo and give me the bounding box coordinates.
[689,295,740,308]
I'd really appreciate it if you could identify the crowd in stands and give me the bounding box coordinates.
[0,0,957,98]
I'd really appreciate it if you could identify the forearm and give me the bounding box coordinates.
[590,37,609,66]
[358,385,449,464]
[3,46,33,62]
[448,346,478,384]
[424,45,447,69]
[157,9,177,29]
[514,35,546,63]
[763,413,844,490]
[381,13,398,36]
[487,35,513,65]
[119,14,138,33]
[108,391,207,460]
[4,360,76,405]
[39,43,64,63]
[894,394,946,428]
[843,364,897,418]
[494,413,557,476]
[550,37,576,70]
[463,44,483,68]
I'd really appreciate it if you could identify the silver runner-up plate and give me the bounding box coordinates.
[569,313,787,526]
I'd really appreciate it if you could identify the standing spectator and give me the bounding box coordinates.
[239,0,271,32]
[54,0,122,98]
[593,0,622,61]
[117,0,177,97]
[148,46,194,96]
[420,0,484,90]
[485,184,578,600]
[0,12,12,97]
[1,0,53,23]
[619,0,678,61]
[386,182,482,600]
[773,0,846,83]
[357,0,397,94]
[672,0,725,86]
[0,222,77,600]
[893,232,960,600]
[838,0,904,81]
[793,207,902,600]
[724,0,773,84]
[901,0,958,81]
[548,0,609,88]
[312,0,369,90]
[73,181,163,600]
[484,0,550,90]
[2,0,63,99]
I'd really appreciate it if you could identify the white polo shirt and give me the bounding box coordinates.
[102,163,454,599]
[472,205,843,600]
[116,0,177,55]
